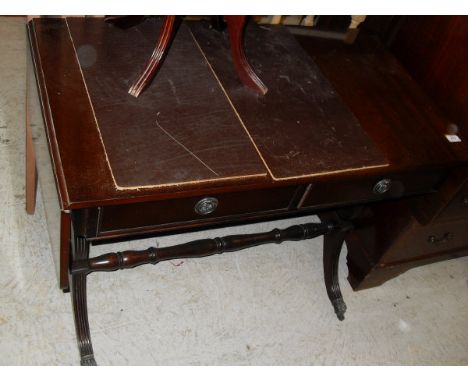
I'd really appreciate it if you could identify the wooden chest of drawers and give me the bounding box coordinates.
[346,175,468,290]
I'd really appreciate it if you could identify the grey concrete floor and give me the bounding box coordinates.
[1,17,467,366]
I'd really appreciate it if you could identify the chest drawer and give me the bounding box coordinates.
[98,186,297,235]
[383,218,468,264]
[437,182,468,222]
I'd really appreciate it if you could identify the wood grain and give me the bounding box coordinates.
[66,17,267,189]
[189,21,388,180]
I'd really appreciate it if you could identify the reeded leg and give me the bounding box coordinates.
[70,237,97,366]
[128,16,177,98]
[71,273,97,366]
[323,230,347,321]
[224,16,268,95]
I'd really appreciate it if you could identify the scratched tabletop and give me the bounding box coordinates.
[29,17,388,207]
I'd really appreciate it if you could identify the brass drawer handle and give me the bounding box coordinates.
[194,197,218,215]
[428,232,453,245]
[373,179,392,194]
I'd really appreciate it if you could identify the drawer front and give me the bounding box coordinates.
[385,218,468,264]
[438,182,468,222]
[300,171,444,209]
[99,186,297,234]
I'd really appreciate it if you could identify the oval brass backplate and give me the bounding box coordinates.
[373,179,392,195]
[194,197,218,215]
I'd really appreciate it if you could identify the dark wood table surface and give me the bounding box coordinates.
[26,17,467,365]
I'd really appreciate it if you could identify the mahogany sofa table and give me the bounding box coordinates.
[26,17,467,365]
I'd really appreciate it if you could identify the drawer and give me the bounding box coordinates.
[384,218,468,264]
[437,182,468,221]
[299,171,444,209]
[98,186,298,234]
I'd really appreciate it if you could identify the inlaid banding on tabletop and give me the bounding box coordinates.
[66,17,268,190]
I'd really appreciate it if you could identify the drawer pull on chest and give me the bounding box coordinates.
[194,197,219,215]
[428,232,453,245]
